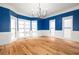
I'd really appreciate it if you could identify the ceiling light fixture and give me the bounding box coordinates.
[32,3,47,18]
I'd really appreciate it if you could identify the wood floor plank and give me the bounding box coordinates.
[0,36,79,55]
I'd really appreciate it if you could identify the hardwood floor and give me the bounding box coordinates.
[0,36,79,55]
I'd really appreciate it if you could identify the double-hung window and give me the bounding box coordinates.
[18,19,25,38]
[31,21,37,37]
[11,15,17,41]
[24,20,30,37]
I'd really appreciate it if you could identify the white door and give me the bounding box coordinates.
[50,20,55,36]
[63,16,73,39]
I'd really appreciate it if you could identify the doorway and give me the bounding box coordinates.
[63,16,73,39]
[50,20,55,37]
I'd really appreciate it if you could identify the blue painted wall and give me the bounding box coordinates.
[0,6,79,32]
[46,9,79,31]
[73,10,79,31]
[55,16,62,30]
[37,19,49,30]
[0,7,10,32]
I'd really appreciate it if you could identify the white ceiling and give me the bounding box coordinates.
[0,3,79,18]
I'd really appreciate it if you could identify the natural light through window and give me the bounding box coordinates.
[24,20,30,37]
[11,15,17,42]
[32,20,37,37]
[18,19,25,38]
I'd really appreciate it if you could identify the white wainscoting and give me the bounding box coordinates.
[0,32,11,45]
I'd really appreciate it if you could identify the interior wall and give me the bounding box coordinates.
[0,6,79,45]
[0,7,11,45]
[0,7,10,32]
[71,31,79,41]
[37,19,49,30]
[37,30,50,37]
[0,32,11,45]
[54,30,63,39]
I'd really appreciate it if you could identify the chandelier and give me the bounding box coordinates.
[32,3,47,18]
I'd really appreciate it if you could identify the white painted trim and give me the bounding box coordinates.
[0,32,11,45]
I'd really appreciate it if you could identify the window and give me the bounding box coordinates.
[18,19,25,38]
[50,20,55,36]
[11,15,17,41]
[11,16,38,40]
[24,20,30,37]
[18,19,31,38]
[32,21,37,37]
